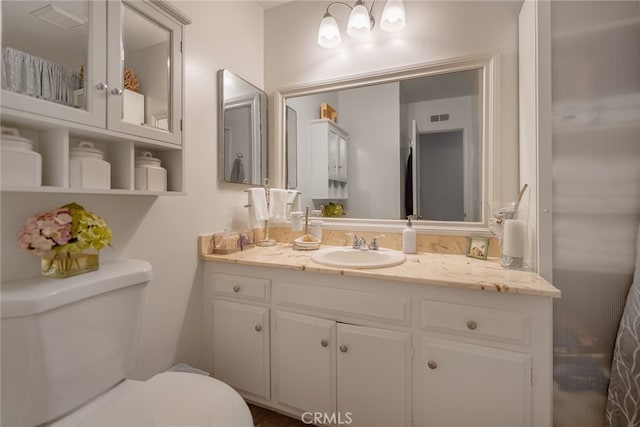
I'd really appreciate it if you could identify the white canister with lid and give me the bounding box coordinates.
[69,141,111,189]
[1,127,41,187]
[135,151,167,191]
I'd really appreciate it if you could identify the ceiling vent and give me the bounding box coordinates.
[30,4,84,30]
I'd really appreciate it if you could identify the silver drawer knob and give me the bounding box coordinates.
[339,345,348,353]
[95,82,108,91]
[232,285,240,293]
[466,320,478,330]
[111,87,123,96]
[427,361,437,370]
[254,324,262,332]
[321,339,329,347]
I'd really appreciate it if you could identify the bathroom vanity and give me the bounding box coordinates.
[202,244,559,427]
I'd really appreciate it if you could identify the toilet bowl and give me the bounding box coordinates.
[1,259,252,426]
[52,372,253,426]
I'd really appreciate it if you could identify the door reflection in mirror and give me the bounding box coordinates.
[218,69,267,185]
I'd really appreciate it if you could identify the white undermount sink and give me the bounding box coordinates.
[311,246,407,269]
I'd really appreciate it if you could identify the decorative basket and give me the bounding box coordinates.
[124,68,139,92]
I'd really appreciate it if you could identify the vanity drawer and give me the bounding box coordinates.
[213,273,271,302]
[421,300,530,346]
[278,282,410,325]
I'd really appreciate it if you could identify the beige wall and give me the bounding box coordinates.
[0,0,264,379]
[264,0,522,200]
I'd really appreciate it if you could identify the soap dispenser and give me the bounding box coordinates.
[403,215,416,254]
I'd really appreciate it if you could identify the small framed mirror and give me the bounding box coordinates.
[218,69,267,185]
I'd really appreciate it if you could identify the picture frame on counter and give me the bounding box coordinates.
[466,236,489,260]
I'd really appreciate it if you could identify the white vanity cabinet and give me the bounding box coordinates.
[275,311,411,427]
[204,273,271,400]
[203,261,553,427]
[1,0,189,194]
[311,119,349,199]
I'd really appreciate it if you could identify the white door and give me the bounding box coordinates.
[337,323,411,427]
[422,337,532,427]
[212,300,270,399]
[275,311,336,414]
[338,135,348,179]
[411,119,419,218]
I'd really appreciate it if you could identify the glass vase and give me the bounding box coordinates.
[41,250,99,278]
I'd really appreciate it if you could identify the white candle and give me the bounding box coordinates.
[503,219,525,258]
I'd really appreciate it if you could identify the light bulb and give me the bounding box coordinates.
[318,13,341,48]
[347,2,371,38]
[380,0,406,32]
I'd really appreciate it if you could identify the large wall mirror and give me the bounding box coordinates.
[219,69,267,185]
[278,55,496,232]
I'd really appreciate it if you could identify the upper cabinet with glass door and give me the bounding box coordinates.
[1,0,188,146]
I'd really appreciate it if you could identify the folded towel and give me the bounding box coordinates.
[286,190,300,216]
[248,188,268,228]
[269,189,289,223]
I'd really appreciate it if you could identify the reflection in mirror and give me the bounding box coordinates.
[286,106,298,189]
[219,69,267,185]
[121,4,170,129]
[285,61,487,223]
[1,0,89,109]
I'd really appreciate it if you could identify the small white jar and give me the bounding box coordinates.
[309,219,323,240]
[1,127,41,187]
[69,141,111,189]
[135,151,167,191]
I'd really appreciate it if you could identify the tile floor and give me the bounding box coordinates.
[249,403,309,427]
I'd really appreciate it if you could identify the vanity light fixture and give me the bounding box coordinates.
[317,0,406,48]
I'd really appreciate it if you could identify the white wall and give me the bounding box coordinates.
[339,82,401,219]
[265,0,522,201]
[0,0,265,379]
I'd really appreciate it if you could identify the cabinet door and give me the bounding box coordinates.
[338,135,348,179]
[1,0,107,127]
[275,311,336,414]
[212,300,270,399]
[422,337,532,427]
[327,130,340,177]
[107,1,182,145]
[337,323,411,427]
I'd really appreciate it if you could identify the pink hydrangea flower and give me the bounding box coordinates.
[17,208,73,256]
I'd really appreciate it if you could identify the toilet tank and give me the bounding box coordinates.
[1,259,152,427]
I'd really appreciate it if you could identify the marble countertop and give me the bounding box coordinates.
[200,243,561,298]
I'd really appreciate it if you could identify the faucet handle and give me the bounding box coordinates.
[346,233,360,248]
[370,234,385,250]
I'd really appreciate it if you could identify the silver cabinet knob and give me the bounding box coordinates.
[232,285,240,293]
[254,324,262,332]
[95,82,108,91]
[339,345,348,353]
[111,87,123,96]
[466,320,478,330]
[427,361,437,370]
[321,339,329,347]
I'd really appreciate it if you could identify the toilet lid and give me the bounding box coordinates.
[52,372,253,427]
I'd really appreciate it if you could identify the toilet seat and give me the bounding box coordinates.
[52,372,253,426]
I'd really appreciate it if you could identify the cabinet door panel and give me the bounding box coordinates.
[337,323,411,427]
[212,300,269,399]
[275,311,336,414]
[422,337,532,427]
[1,0,106,127]
[107,1,182,145]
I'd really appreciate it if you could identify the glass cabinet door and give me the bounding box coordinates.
[1,0,106,127]
[107,1,182,145]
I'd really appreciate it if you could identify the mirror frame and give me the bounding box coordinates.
[218,69,268,185]
[272,53,499,235]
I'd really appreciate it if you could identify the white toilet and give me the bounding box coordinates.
[1,259,253,427]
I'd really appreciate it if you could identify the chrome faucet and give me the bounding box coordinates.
[369,235,385,251]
